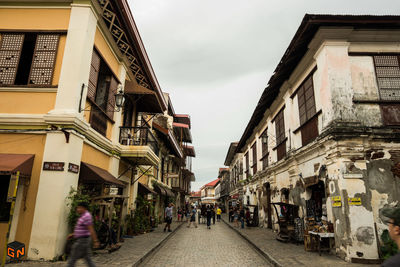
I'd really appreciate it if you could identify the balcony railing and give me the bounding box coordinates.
[119,126,159,156]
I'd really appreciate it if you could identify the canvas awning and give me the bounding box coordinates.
[79,162,125,187]
[0,154,35,177]
[124,79,163,113]
[138,182,156,195]
[183,145,196,157]
[154,183,175,197]
[173,122,192,143]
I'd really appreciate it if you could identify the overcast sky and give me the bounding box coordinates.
[129,0,397,191]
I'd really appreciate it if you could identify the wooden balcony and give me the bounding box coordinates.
[119,126,160,166]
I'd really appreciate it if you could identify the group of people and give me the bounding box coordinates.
[229,206,251,229]
[167,203,222,230]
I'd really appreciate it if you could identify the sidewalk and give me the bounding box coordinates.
[6,221,184,267]
[221,214,379,267]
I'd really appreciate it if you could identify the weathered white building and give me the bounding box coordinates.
[231,14,400,263]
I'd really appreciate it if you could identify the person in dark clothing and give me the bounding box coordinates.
[229,208,233,222]
[245,208,251,226]
[382,207,400,267]
[211,205,216,224]
[239,207,245,229]
[206,205,212,229]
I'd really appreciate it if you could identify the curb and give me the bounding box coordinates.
[222,218,282,267]
[131,222,184,267]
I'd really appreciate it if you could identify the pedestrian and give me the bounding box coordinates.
[239,207,245,229]
[177,208,182,222]
[216,206,222,222]
[382,206,400,266]
[197,206,201,224]
[164,203,174,232]
[229,208,233,222]
[206,205,212,229]
[212,205,216,224]
[67,201,99,267]
[233,208,239,228]
[245,208,251,226]
[187,205,198,228]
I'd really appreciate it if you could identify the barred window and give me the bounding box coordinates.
[0,33,59,86]
[373,55,400,101]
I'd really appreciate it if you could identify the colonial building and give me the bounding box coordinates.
[0,0,195,261]
[200,178,219,205]
[229,14,400,262]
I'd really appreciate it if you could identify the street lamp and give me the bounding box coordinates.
[115,84,125,112]
[261,135,268,144]
[79,83,125,113]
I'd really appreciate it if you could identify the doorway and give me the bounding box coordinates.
[264,182,272,229]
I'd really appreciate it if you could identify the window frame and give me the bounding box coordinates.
[251,142,257,175]
[272,107,286,161]
[0,31,63,87]
[260,128,269,170]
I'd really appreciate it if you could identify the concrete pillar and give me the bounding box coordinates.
[50,4,97,118]
[28,132,84,259]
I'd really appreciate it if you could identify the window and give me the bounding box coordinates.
[260,129,268,170]
[0,33,59,86]
[87,50,118,136]
[296,74,318,146]
[245,152,249,179]
[251,142,257,175]
[372,55,400,126]
[274,108,286,161]
[373,55,400,101]
[0,175,11,222]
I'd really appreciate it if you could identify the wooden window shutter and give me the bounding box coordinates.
[106,76,118,120]
[88,50,100,102]
[0,33,24,85]
[28,34,59,85]
[373,55,400,101]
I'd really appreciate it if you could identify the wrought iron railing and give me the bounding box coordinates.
[119,126,159,156]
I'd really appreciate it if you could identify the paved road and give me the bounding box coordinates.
[141,220,271,267]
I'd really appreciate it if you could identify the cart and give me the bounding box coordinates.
[271,202,299,243]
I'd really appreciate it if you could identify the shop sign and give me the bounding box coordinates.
[68,163,79,174]
[332,196,342,207]
[43,162,64,171]
[348,197,362,206]
[109,187,118,195]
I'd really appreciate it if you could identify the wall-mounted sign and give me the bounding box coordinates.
[68,163,80,174]
[43,162,64,171]
[109,187,118,195]
[343,173,363,179]
[332,196,342,207]
[348,197,362,206]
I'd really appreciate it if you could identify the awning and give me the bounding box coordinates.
[138,182,156,195]
[124,80,163,113]
[154,183,175,197]
[0,154,35,177]
[174,114,191,129]
[79,162,125,187]
[173,122,192,143]
[153,122,183,158]
[183,145,196,157]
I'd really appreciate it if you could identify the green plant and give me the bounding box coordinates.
[381,229,398,259]
[131,195,154,234]
[66,187,96,232]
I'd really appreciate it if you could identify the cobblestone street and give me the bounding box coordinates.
[141,220,270,267]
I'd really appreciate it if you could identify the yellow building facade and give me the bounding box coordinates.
[0,0,175,260]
